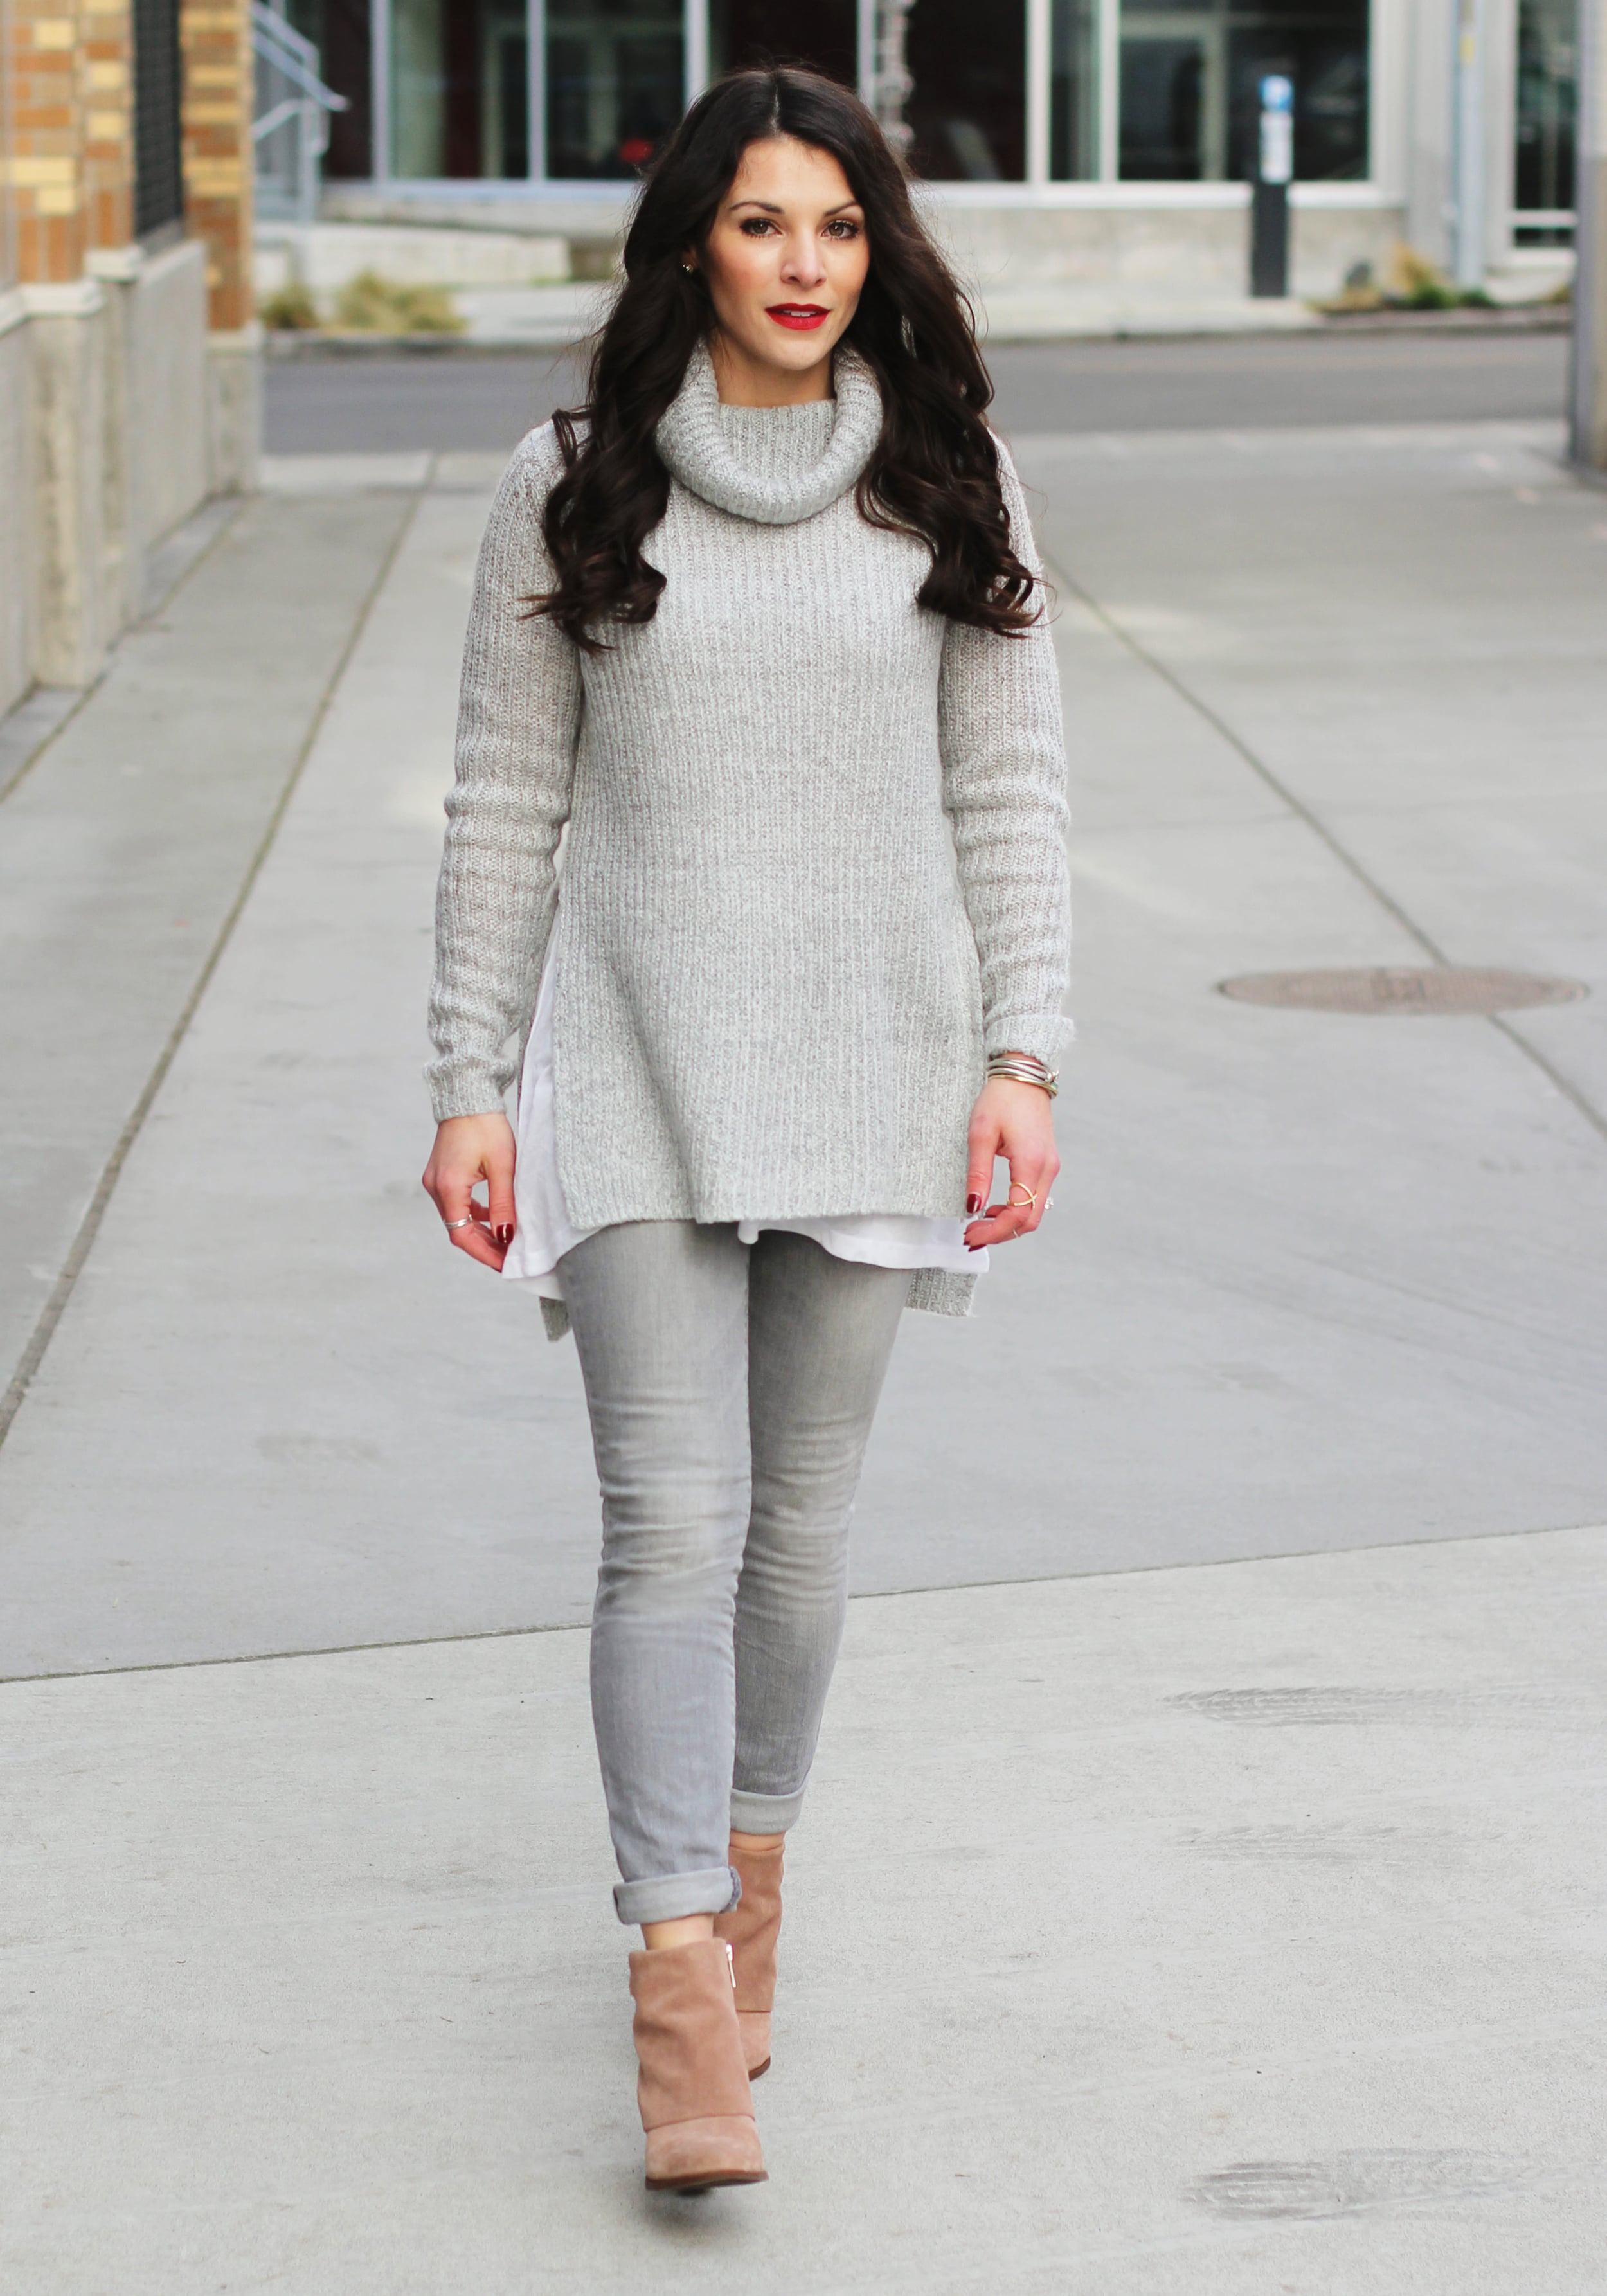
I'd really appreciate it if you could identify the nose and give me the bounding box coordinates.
[779,231,826,291]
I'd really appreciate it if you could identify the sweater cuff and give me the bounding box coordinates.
[983,1011,1073,1069]
[427,1062,512,1124]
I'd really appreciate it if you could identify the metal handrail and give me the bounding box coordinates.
[251,6,346,111]
[251,3,348,226]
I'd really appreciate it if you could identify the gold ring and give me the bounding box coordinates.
[1007,1183,1036,1210]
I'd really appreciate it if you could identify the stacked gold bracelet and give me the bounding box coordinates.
[986,1052,1059,1099]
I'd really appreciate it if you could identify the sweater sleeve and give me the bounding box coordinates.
[426,427,583,1122]
[938,437,1072,1069]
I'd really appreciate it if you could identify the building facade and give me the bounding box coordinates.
[283,0,1577,292]
[0,0,260,715]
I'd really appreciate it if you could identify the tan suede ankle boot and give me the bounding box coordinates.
[714,1839,784,2079]
[627,1937,767,2192]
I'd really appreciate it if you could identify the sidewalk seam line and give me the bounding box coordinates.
[1044,550,1607,1150]
[0,685,96,807]
[139,492,253,622]
[3,1515,1601,1686]
[0,494,251,809]
[0,482,428,1453]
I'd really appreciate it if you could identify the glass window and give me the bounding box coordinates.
[1051,0,1100,179]
[285,1,373,179]
[546,0,683,179]
[1118,0,1367,183]
[709,0,857,85]
[390,0,528,178]
[906,0,1027,181]
[1514,0,1576,227]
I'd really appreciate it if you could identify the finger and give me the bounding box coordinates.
[964,1198,1030,1250]
[1005,1178,1046,1235]
[965,1120,1000,1218]
[431,1169,508,1271]
[450,1222,507,1271]
[1003,1147,1059,1235]
[485,1141,517,1250]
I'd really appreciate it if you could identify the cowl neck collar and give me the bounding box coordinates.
[654,337,883,526]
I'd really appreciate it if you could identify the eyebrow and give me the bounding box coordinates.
[726,198,864,216]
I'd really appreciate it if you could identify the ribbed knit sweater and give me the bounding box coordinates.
[427,340,1070,1320]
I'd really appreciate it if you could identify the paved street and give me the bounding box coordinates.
[264,327,1570,453]
[3,344,1606,2288]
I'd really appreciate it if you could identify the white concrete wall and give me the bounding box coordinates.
[306,188,1406,303]
[925,194,1404,301]
[206,324,263,496]
[0,234,231,712]
[24,281,114,690]
[128,239,210,552]
[929,198,1253,293]
[0,294,34,719]
[1291,201,1410,296]
[255,222,570,302]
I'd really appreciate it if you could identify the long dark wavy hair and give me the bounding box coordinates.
[532,66,1043,653]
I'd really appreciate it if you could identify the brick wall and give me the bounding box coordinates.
[4,3,92,283]
[180,0,251,328]
[83,0,134,253]
[0,0,253,318]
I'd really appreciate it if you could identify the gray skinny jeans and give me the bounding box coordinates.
[557,1221,908,1926]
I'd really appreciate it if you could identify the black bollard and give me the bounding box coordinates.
[1250,73,1293,298]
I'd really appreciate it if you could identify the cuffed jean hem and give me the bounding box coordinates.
[730,1784,808,1834]
[613,1863,742,1927]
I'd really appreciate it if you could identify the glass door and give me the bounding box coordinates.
[544,0,684,177]
[708,0,857,85]
[1118,5,1226,180]
[1514,0,1576,236]
[390,0,527,177]
[905,0,1027,180]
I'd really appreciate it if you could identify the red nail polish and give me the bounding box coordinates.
[965,1194,982,1215]
[495,1224,514,1245]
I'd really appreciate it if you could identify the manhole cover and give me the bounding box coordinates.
[1218,966,1587,1016]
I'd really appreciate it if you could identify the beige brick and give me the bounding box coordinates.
[87,110,126,139]
[3,156,78,187]
[183,102,243,125]
[85,60,129,89]
[35,184,82,215]
[31,19,76,48]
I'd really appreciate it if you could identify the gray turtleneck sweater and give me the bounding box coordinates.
[427,342,1070,1318]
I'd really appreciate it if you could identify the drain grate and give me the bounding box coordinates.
[1218,966,1588,1016]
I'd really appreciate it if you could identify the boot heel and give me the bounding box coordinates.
[629,1939,768,2193]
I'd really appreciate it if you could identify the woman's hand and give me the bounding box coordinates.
[963,1071,1060,1251]
[422,1113,517,1271]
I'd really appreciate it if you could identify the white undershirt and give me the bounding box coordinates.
[501,950,987,1302]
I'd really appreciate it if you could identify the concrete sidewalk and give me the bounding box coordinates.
[8,1525,1604,2292]
[1,401,1604,2286]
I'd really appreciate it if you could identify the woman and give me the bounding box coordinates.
[422,66,1068,2194]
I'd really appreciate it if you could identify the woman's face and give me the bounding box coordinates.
[696,136,871,403]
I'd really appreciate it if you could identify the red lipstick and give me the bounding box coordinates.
[766,304,829,330]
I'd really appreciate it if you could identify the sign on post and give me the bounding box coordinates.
[1251,74,1293,299]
